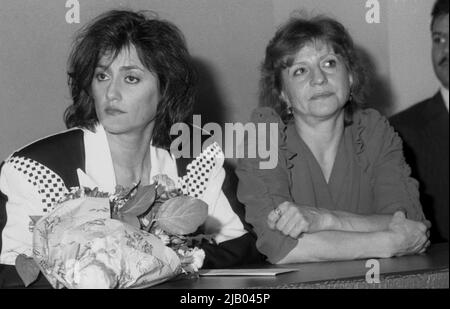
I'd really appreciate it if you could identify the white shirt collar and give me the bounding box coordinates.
[440,87,449,112]
[78,124,178,193]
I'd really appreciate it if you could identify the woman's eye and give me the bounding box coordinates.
[95,73,109,81]
[323,59,337,68]
[293,67,308,76]
[125,76,140,84]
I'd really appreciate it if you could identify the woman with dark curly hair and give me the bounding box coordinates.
[0,10,262,283]
[236,14,431,264]
[63,10,196,150]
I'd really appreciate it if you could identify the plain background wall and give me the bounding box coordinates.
[387,0,437,114]
[0,0,440,161]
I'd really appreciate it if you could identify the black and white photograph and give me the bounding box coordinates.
[0,0,448,295]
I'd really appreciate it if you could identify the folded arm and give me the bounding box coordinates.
[270,202,394,234]
[277,211,430,264]
[277,230,393,264]
[328,210,393,232]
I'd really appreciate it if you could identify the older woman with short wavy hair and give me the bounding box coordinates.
[237,14,430,264]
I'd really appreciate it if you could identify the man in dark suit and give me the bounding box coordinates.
[390,0,449,243]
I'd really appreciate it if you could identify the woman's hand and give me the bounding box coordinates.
[267,202,331,238]
[388,211,431,257]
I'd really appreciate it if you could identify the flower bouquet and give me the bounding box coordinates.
[15,174,210,289]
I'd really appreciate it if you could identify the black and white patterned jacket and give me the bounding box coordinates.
[0,125,264,280]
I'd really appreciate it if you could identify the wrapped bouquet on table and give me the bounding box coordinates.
[18,174,209,289]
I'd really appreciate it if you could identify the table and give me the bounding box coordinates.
[0,243,448,289]
[153,242,449,289]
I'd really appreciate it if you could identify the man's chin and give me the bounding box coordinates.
[438,76,448,90]
[435,68,449,89]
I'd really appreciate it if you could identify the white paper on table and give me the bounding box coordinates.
[199,268,298,276]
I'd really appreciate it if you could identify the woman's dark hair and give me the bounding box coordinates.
[64,10,197,149]
[260,14,366,122]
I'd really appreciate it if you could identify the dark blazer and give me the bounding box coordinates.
[390,92,449,243]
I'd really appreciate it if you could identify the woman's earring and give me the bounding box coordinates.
[349,92,354,103]
[287,106,293,115]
